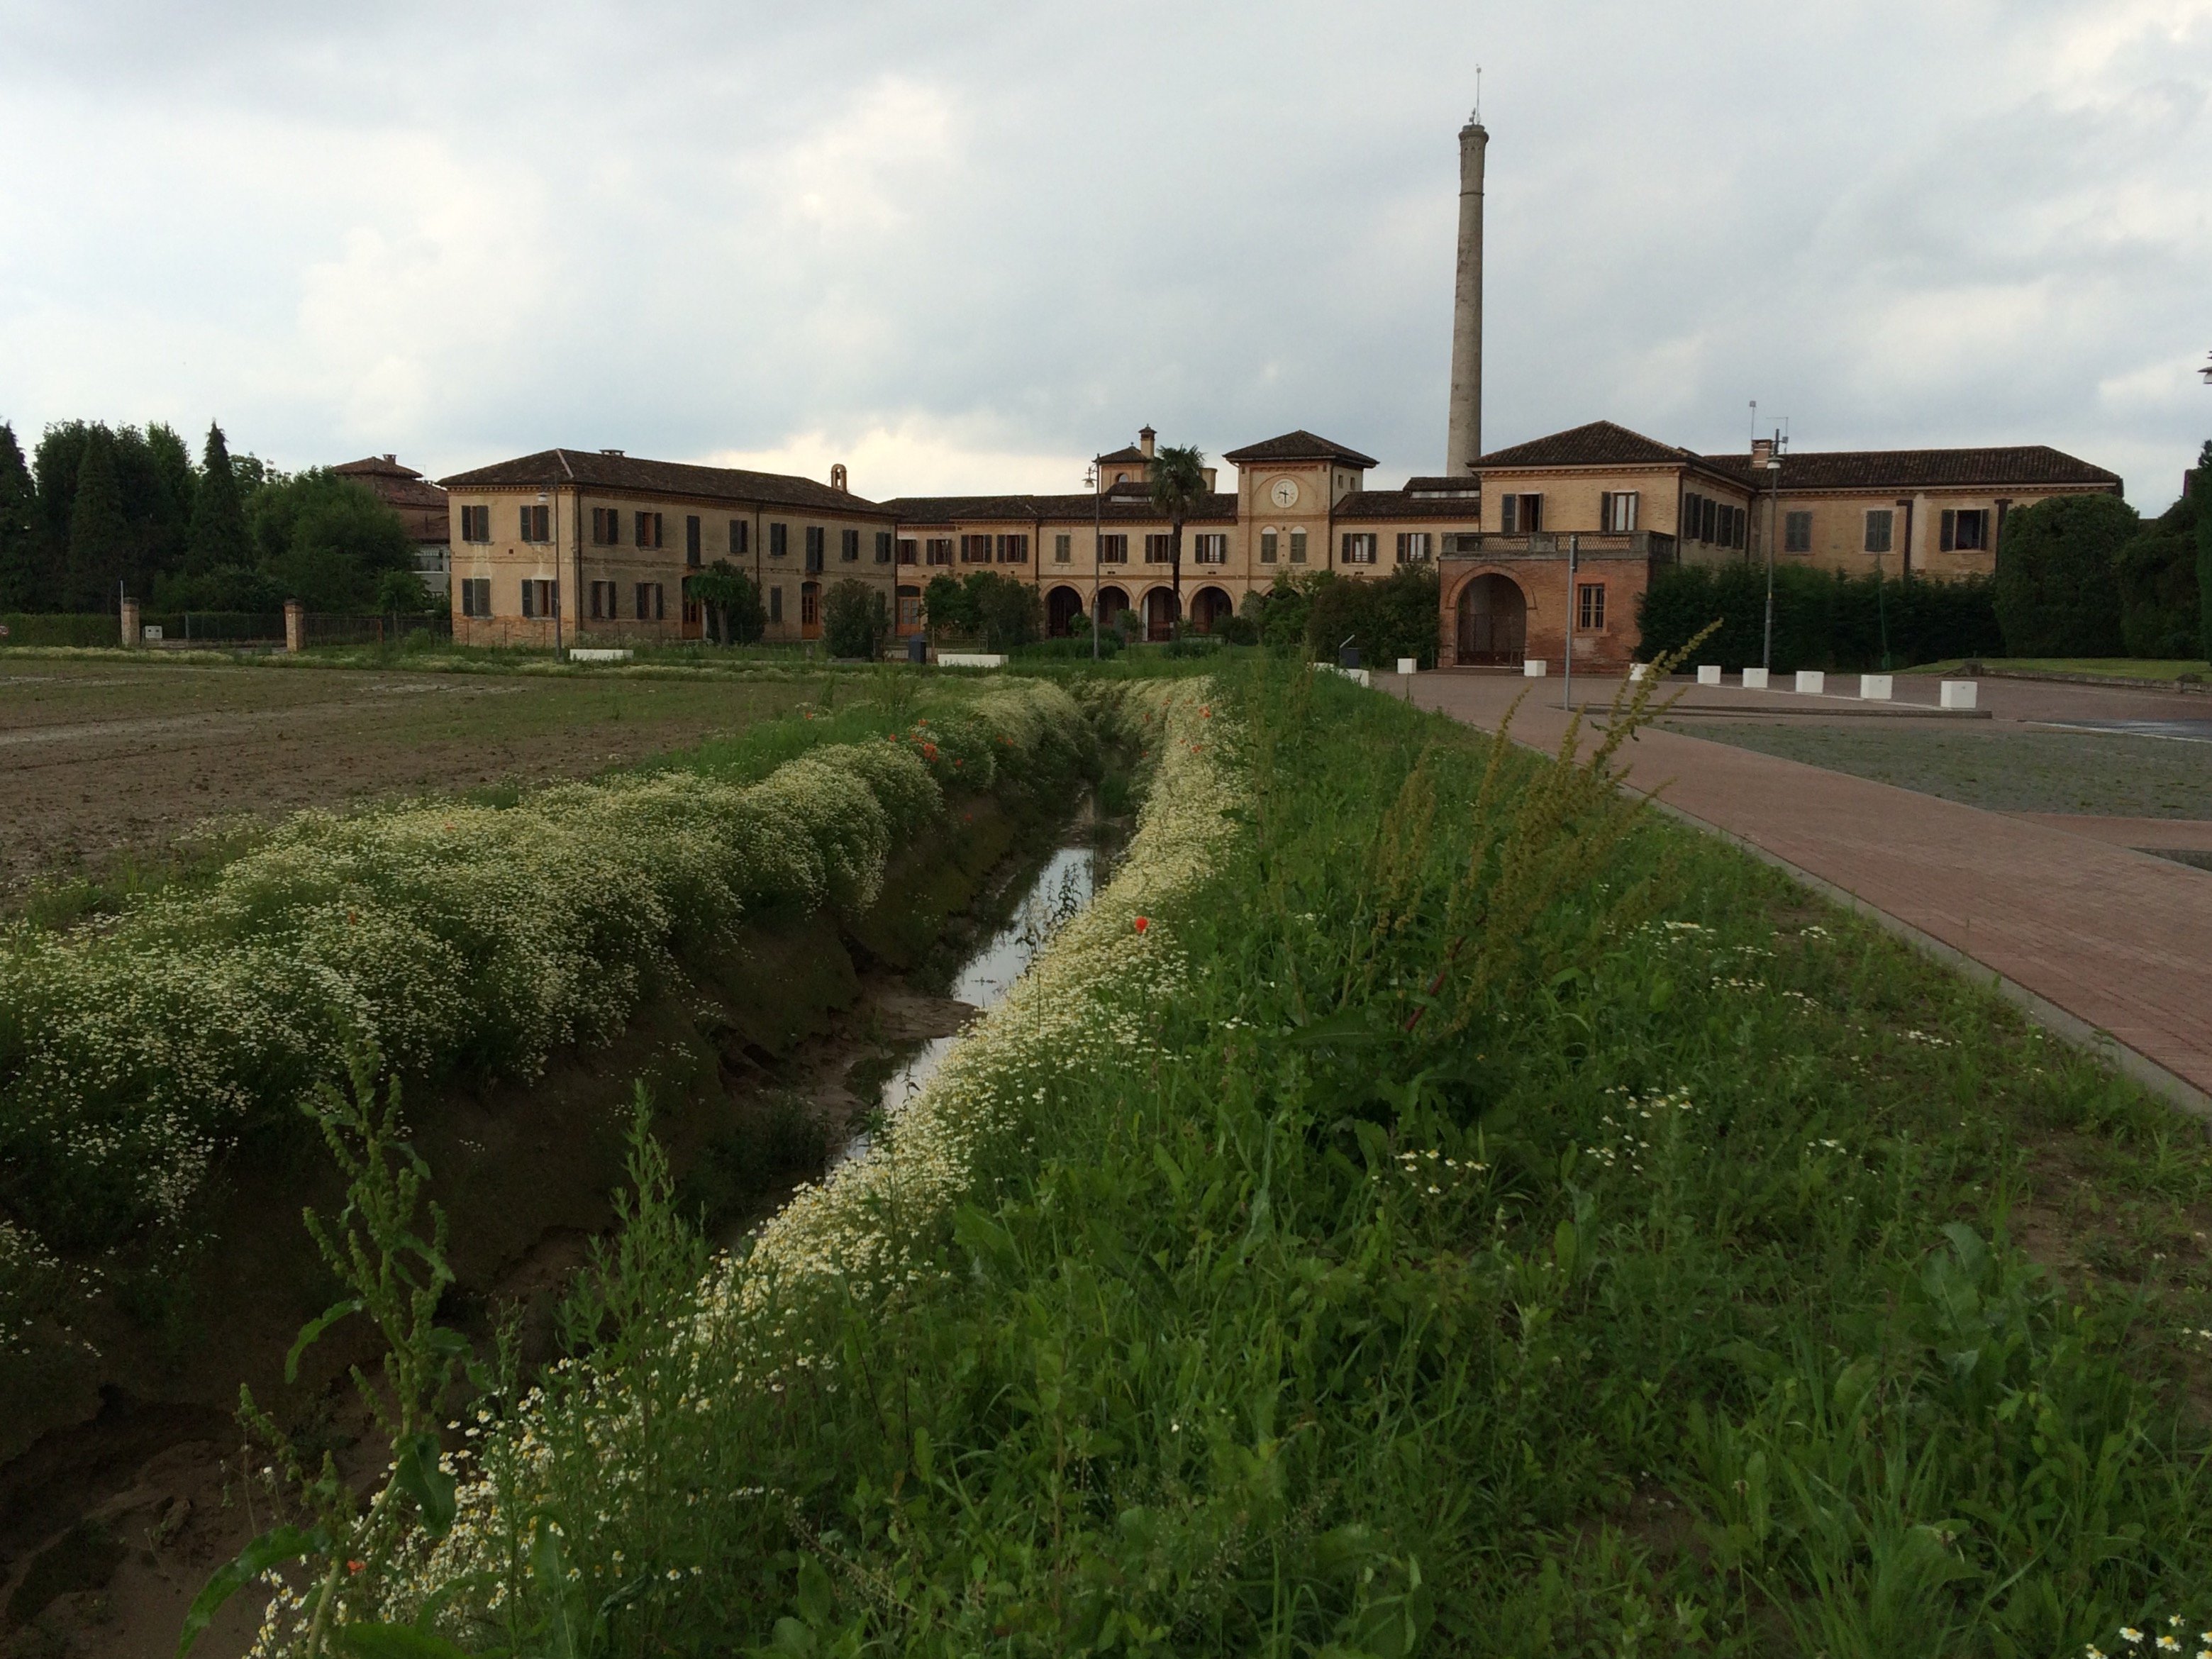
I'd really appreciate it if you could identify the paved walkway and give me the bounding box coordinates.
[1394,672,2212,1109]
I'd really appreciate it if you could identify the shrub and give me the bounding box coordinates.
[923,572,1040,652]
[821,578,887,660]
[1993,492,2138,657]
[687,560,765,645]
[1637,563,2003,670]
[1304,565,1440,667]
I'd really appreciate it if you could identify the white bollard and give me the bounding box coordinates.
[1523,658,1547,678]
[1794,670,1825,695]
[1858,674,1893,701]
[1940,679,1978,710]
[1697,665,1723,686]
[1742,667,1769,689]
[1397,657,1418,676]
[1627,662,1653,682]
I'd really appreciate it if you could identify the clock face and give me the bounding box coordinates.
[1268,477,1300,509]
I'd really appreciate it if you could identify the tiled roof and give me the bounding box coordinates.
[1402,476,1482,496]
[879,492,1237,526]
[1476,421,1694,470]
[1335,490,1484,521]
[1698,445,2123,493]
[439,449,890,516]
[1222,430,1380,469]
[1095,445,1149,465]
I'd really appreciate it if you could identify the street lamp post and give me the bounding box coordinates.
[1563,533,1578,713]
[1761,457,1781,672]
[1088,460,1102,662]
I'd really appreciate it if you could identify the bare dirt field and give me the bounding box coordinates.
[0,655,821,897]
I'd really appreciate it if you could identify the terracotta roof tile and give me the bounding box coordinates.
[1221,430,1380,468]
[1698,445,2123,492]
[1476,421,1693,470]
[1335,490,1485,521]
[879,492,1236,526]
[439,449,890,516]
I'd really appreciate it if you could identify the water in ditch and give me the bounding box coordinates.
[835,840,1100,1170]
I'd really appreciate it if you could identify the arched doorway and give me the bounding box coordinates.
[1189,585,1233,634]
[1045,585,1085,638]
[1094,585,1130,635]
[1143,587,1179,642]
[1455,573,1525,665]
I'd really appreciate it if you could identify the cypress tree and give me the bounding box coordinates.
[65,425,131,611]
[0,423,43,611]
[187,421,250,574]
[2197,440,2212,662]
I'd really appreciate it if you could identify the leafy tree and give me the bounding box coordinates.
[922,572,976,640]
[373,568,438,615]
[1145,442,1210,632]
[968,570,1041,651]
[65,424,132,611]
[0,423,45,611]
[109,424,191,594]
[687,560,765,644]
[1304,565,1442,668]
[249,470,413,611]
[188,422,250,575]
[2115,491,2202,659]
[1992,492,2138,657]
[822,578,889,659]
[1243,572,1319,652]
[32,422,90,565]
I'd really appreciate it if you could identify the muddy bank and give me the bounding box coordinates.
[0,788,1100,1659]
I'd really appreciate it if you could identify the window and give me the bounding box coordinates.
[769,523,788,558]
[800,584,819,627]
[804,526,825,571]
[1682,492,1703,541]
[1734,506,1748,550]
[1600,491,1639,533]
[630,511,663,549]
[769,585,783,623]
[1144,533,1174,563]
[926,537,953,565]
[1864,509,1893,555]
[460,504,491,543]
[1942,509,1987,552]
[730,518,749,556]
[960,533,991,564]
[591,507,620,545]
[1099,533,1128,564]
[1193,533,1227,564]
[897,587,921,629]
[1260,529,1279,565]
[631,582,664,621]
[898,538,918,565]
[521,578,557,618]
[841,528,860,562]
[589,580,615,619]
[1396,532,1432,562]
[1053,533,1071,564]
[874,531,894,563]
[1341,532,1377,564]
[1289,528,1307,564]
[684,515,701,567]
[1785,511,1812,553]
[1447,533,1482,554]
[1577,583,1606,631]
[1499,493,1542,534]
[460,577,490,616]
[521,504,551,543]
[999,533,1028,564]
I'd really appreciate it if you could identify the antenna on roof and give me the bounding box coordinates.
[1472,65,1482,123]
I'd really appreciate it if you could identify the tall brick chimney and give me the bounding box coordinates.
[1444,110,1489,477]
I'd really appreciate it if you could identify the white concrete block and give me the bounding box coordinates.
[1696,665,1723,686]
[1858,674,1893,701]
[1741,667,1769,689]
[1940,679,1978,710]
[1794,670,1825,694]
[1627,662,1654,682]
[1523,658,1547,677]
[938,653,1008,669]
[1319,664,1372,687]
[567,648,633,662]
[1396,657,1418,676]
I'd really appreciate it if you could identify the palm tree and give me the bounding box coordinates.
[1146,443,1210,638]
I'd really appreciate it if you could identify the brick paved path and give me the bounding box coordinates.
[1397,671,2212,1106]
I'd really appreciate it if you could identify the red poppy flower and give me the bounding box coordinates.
[1133,916,1149,934]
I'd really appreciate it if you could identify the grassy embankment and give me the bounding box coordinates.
[0,677,1096,1442]
[255,660,2212,1658]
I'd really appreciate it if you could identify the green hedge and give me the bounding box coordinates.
[0,612,116,647]
[1637,564,2003,672]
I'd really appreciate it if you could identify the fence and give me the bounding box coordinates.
[0,611,454,650]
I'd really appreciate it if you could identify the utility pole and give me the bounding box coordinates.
[1089,459,1102,661]
[1762,448,1782,673]
[1563,533,1577,713]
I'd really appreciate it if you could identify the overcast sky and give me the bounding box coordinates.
[2,1,2207,509]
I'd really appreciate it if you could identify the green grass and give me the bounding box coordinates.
[345,661,2212,1655]
[1907,658,2211,683]
[1658,722,2212,818]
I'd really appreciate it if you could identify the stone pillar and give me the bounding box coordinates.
[120,597,140,648]
[284,599,304,653]
[1444,114,1489,477]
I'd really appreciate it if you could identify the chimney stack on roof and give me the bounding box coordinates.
[830,463,848,493]
[1139,426,1156,459]
[1751,438,1775,469]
